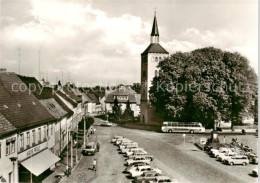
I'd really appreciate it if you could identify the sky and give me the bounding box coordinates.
[0,0,258,86]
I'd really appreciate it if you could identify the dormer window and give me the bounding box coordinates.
[3,105,8,109]
[17,103,21,108]
[32,102,36,105]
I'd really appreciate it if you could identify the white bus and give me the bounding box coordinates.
[161,122,205,133]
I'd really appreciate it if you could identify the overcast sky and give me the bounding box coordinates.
[0,0,258,86]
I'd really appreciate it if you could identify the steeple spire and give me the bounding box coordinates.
[150,10,159,43]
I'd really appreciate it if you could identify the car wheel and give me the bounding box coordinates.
[190,130,194,134]
[242,162,247,166]
[168,129,172,133]
[230,162,234,166]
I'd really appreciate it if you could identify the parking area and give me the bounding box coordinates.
[64,118,258,183]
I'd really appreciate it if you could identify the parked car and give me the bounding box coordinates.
[252,168,258,177]
[134,171,160,183]
[101,120,112,127]
[125,148,146,156]
[111,136,123,143]
[126,150,147,157]
[225,155,249,166]
[124,162,149,173]
[120,142,138,150]
[147,175,173,183]
[121,145,139,154]
[248,153,258,164]
[218,151,237,162]
[116,138,130,146]
[82,142,96,155]
[126,156,151,166]
[212,149,231,158]
[128,154,154,161]
[129,166,162,178]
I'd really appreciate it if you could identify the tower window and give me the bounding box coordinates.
[155,70,158,77]
[142,71,146,77]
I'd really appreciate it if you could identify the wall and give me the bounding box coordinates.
[0,134,18,183]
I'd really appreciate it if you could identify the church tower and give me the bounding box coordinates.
[140,12,169,123]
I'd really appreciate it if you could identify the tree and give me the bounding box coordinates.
[123,100,134,120]
[149,47,257,128]
[112,97,122,120]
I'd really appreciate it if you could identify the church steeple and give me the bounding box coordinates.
[150,11,159,43]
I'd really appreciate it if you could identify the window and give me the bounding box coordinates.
[159,57,162,61]
[142,71,146,77]
[47,126,49,138]
[10,141,15,153]
[38,128,41,142]
[32,130,35,144]
[6,142,10,155]
[20,134,24,149]
[155,70,158,77]
[51,124,53,135]
[0,143,1,158]
[26,132,30,146]
[155,57,158,62]
[44,126,47,139]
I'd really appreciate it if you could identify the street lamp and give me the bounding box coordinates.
[9,157,17,183]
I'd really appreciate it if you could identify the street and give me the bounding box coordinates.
[65,118,258,183]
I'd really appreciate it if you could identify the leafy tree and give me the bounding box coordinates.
[150,47,257,128]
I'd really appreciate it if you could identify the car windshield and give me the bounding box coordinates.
[86,145,93,149]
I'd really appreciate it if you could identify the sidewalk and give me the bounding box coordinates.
[42,129,87,183]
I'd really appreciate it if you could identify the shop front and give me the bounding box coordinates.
[18,142,60,182]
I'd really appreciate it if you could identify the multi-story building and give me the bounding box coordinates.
[105,85,140,117]
[0,72,60,183]
[140,13,169,123]
[19,76,74,156]
[0,113,18,183]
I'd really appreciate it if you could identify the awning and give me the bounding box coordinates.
[21,149,60,176]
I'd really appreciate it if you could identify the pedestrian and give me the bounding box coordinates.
[92,159,97,171]
[96,142,100,152]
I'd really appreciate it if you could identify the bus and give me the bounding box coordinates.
[161,122,205,133]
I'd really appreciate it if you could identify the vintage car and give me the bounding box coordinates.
[225,155,249,166]
[129,165,162,178]
[126,156,151,166]
[82,142,97,155]
[134,171,160,183]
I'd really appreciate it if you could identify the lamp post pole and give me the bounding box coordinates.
[83,106,86,147]
[70,131,73,168]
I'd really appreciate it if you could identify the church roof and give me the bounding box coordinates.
[151,15,159,36]
[141,43,169,55]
